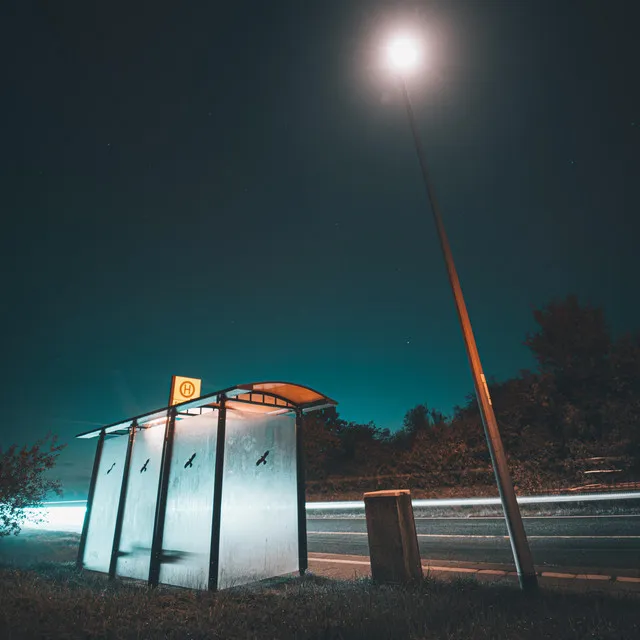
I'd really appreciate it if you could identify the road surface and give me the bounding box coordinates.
[307,514,640,570]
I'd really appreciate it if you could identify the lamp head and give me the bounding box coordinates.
[386,33,422,75]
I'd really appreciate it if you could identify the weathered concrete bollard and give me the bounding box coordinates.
[364,489,422,584]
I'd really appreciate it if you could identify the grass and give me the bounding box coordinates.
[0,530,80,565]
[1,532,640,639]
[1,562,639,639]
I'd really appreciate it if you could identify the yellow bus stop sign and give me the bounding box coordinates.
[169,375,202,406]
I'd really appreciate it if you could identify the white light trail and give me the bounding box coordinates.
[308,531,640,540]
[307,491,640,511]
[21,491,640,533]
[22,505,86,533]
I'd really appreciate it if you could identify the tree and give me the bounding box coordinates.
[0,434,66,537]
[337,421,382,462]
[524,295,611,395]
[403,404,448,432]
[301,408,343,480]
[524,295,613,440]
[609,331,640,398]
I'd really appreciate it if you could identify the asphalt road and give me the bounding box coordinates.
[307,514,640,570]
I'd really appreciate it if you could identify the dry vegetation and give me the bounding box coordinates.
[1,531,639,639]
[1,561,639,640]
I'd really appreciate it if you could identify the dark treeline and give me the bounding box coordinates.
[302,296,640,497]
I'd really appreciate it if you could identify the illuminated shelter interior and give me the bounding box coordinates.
[75,381,337,591]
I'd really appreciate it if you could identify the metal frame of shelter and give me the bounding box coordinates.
[75,381,336,590]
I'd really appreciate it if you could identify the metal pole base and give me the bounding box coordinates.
[518,573,539,592]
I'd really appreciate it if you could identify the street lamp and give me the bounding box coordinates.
[387,34,422,74]
[386,32,538,592]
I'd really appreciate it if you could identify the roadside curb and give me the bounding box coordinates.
[308,552,640,592]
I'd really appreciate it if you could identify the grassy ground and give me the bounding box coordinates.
[0,530,79,565]
[1,561,639,639]
[1,532,640,639]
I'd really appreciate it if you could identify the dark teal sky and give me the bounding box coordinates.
[1,1,638,497]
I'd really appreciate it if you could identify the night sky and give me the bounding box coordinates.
[1,1,638,498]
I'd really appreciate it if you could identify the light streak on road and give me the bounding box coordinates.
[308,491,640,511]
[308,531,640,540]
[20,491,640,533]
[22,506,86,532]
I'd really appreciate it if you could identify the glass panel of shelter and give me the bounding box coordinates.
[115,422,165,581]
[217,403,298,589]
[158,410,219,590]
[83,433,129,572]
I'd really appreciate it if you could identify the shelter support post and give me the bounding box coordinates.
[77,429,105,569]
[208,395,227,591]
[109,421,136,579]
[295,409,308,575]
[148,407,177,587]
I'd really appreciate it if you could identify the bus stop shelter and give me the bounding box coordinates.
[75,381,336,590]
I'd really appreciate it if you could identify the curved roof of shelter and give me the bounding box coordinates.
[76,380,337,439]
[232,381,336,407]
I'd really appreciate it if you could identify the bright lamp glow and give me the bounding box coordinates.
[387,34,422,73]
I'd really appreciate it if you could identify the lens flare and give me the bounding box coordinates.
[387,34,422,74]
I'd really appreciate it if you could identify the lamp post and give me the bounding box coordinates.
[386,34,538,591]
